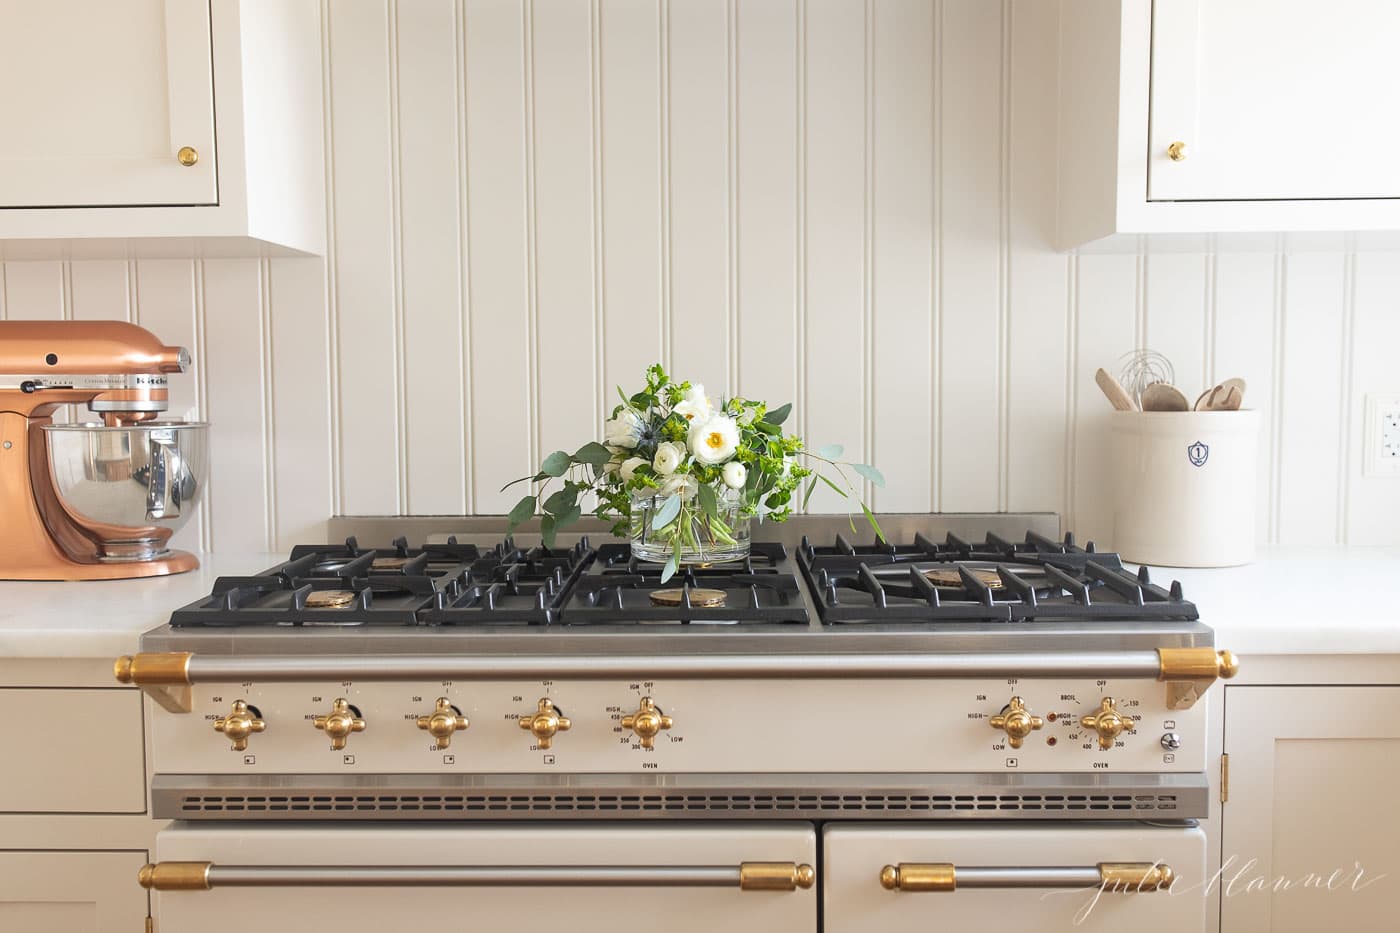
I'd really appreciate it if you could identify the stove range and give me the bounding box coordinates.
[120,514,1236,827]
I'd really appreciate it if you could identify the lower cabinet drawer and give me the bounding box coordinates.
[0,851,148,933]
[150,823,816,933]
[0,687,146,813]
[824,823,1207,933]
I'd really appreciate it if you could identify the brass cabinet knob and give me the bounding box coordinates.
[519,697,571,749]
[416,697,468,749]
[1081,697,1136,750]
[1166,140,1187,162]
[177,146,199,166]
[620,696,673,749]
[313,698,366,750]
[213,700,265,751]
[989,696,1043,749]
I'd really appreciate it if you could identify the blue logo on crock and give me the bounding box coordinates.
[1187,441,1209,467]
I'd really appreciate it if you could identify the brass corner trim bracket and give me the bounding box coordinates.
[739,862,816,891]
[879,863,956,892]
[1157,647,1238,710]
[114,652,193,685]
[139,862,212,891]
[1099,862,1176,891]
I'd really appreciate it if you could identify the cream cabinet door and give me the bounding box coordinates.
[1149,0,1400,201]
[0,851,148,933]
[0,0,217,206]
[1221,686,1400,932]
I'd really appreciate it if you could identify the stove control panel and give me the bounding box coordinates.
[150,678,1208,775]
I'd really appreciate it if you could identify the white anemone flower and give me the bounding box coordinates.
[688,413,740,465]
[652,441,686,476]
[672,382,714,425]
[603,409,644,449]
[660,473,699,500]
[721,461,747,489]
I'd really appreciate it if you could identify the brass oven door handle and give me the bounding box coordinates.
[880,862,1176,892]
[139,861,815,892]
[116,648,1237,713]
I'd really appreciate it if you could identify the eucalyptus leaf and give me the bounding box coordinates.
[541,450,571,477]
[697,482,719,519]
[540,514,558,549]
[752,420,780,436]
[852,463,886,488]
[660,550,681,584]
[652,493,682,530]
[802,477,819,510]
[817,473,849,498]
[543,487,577,515]
[861,501,887,544]
[765,402,792,425]
[573,441,612,468]
[555,502,582,528]
[507,495,536,532]
[816,443,844,459]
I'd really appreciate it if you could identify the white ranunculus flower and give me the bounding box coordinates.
[603,409,644,449]
[660,473,698,501]
[722,461,747,489]
[620,456,647,482]
[652,441,686,476]
[672,382,713,425]
[688,413,740,465]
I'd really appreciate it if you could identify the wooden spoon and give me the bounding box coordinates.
[1140,382,1191,411]
[1095,368,1138,411]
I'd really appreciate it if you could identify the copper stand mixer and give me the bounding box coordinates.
[0,321,208,580]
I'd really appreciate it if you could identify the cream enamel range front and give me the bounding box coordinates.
[119,515,1234,933]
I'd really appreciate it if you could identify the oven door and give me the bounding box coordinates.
[146,822,815,933]
[823,823,1206,933]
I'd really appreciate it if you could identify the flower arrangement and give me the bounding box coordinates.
[506,364,884,581]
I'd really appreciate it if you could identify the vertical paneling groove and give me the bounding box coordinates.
[725,0,738,398]
[522,0,541,469]
[319,0,344,515]
[60,262,73,320]
[127,260,140,324]
[591,0,606,433]
[1336,244,1357,544]
[659,0,672,370]
[259,259,278,550]
[387,0,408,514]
[1269,242,1286,543]
[193,260,212,552]
[455,0,475,512]
[795,0,807,458]
[1204,242,1217,384]
[861,0,874,505]
[1063,253,1079,530]
[929,0,943,511]
[996,0,1011,511]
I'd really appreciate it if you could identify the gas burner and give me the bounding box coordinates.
[562,565,807,625]
[170,575,444,627]
[272,535,478,593]
[798,531,1196,624]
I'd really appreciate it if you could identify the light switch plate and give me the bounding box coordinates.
[1364,394,1400,476]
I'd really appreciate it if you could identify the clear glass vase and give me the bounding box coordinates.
[629,486,751,565]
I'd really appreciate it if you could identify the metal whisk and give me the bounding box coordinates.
[1116,349,1175,409]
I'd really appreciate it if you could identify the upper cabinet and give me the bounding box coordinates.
[0,0,324,257]
[1058,0,1400,247]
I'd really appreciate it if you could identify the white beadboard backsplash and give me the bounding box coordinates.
[2,0,1397,553]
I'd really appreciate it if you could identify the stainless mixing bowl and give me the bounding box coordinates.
[41,421,208,561]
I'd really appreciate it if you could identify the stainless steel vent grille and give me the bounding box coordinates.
[177,791,1179,817]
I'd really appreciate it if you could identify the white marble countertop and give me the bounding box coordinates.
[0,552,278,660]
[2,548,1397,661]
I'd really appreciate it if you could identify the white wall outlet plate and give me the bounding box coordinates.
[1364,394,1400,477]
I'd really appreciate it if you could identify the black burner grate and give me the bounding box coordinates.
[797,531,1197,623]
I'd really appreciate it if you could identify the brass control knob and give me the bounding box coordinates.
[213,700,265,751]
[313,698,366,750]
[416,697,468,749]
[620,696,673,749]
[1167,140,1187,162]
[1081,697,1136,750]
[989,696,1043,749]
[519,697,571,749]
